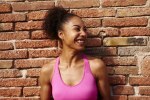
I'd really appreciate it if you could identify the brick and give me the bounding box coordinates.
[31,30,49,39]
[139,86,150,95]
[103,17,148,27]
[85,47,117,56]
[111,95,127,100]
[27,11,47,20]
[114,66,138,75]
[103,57,136,66]
[23,87,40,96]
[72,8,116,18]
[0,41,13,50]
[0,97,40,100]
[86,38,102,47]
[102,0,147,7]
[141,56,150,75]
[0,3,11,13]
[88,28,119,37]
[128,96,150,100]
[15,21,43,30]
[0,31,30,40]
[14,58,52,68]
[0,50,27,59]
[28,49,59,58]
[113,85,134,95]
[0,78,37,87]
[0,69,21,78]
[15,39,57,49]
[0,23,13,31]
[117,7,150,17]
[83,18,101,27]
[57,0,99,8]
[107,67,114,75]
[120,28,150,36]
[0,87,21,97]
[118,46,150,56]
[103,37,147,46]
[0,14,26,22]
[129,77,150,86]
[109,75,126,85]
[27,68,41,77]
[12,1,54,11]
[0,60,12,69]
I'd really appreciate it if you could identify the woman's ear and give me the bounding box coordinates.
[58,30,64,40]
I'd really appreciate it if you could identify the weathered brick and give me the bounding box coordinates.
[141,56,150,75]
[0,69,21,78]
[15,39,57,49]
[0,23,13,31]
[139,86,150,95]
[31,30,49,39]
[103,57,136,66]
[0,78,37,87]
[102,0,147,7]
[0,14,26,22]
[0,60,13,69]
[83,18,101,27]
[111,95,127,100]
[120,27,150,36]
[12,1,54,11]
[72,8,116,18]
[0,31,30,40]
[118,46,150,56]
[15,21,43,30]
[86,38,102,47]
[117,7,150,17]
[27,11,47,20]
[1,0,24,1]
[23,87,40,96]
[0,41,13,50]
[14,58,52,68]
[129,77,150,86]
[114,66,138,75]
[28,49,59,58]
[103,17,148,27]
[0,50,27,59]
[27,68,41,77]
[85,47,117,56]
[128,96,150,100]
[0,87,22,97]
[88,28,119,37]
[103,37,147,46]
[57,0,99,8]
[0,3,11,13]
[107,67,114,75]
[113,85,134,95]
[109,75,126,85]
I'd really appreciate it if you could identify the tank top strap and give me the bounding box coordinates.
[82,54,92,74]
[54,57,60,74]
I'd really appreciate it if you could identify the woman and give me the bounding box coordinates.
[39,6,110,100]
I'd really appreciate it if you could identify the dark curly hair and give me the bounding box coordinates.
[43,6,78,40]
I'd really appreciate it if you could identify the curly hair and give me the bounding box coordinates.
[43,6,78,40]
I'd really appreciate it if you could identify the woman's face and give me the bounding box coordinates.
[59,16,88,51]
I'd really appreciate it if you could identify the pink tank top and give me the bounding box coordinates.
[51,54,98,100]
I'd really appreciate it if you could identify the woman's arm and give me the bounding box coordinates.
[92,58,111,100]
[39,63,53,100]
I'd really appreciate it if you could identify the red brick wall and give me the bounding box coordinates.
[0,0,150,100]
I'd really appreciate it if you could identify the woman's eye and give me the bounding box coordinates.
[83,28,87,32]
[75,28,80,31]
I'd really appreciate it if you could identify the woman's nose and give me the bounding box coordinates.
[81,30,87,37]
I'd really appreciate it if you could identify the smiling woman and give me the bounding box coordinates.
[39,6,111,100]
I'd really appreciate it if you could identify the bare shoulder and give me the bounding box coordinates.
[40,58,56,83]
[86,55,106,78]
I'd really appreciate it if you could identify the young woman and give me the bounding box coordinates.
[39,7,110,100]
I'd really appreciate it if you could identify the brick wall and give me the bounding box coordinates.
[0,0,150,100]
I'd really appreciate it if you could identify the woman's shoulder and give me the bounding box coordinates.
[40,58,57,81]
[85,55,106,78]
